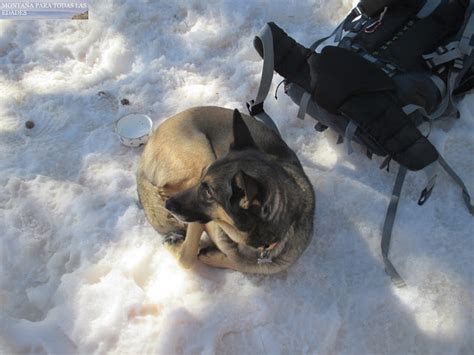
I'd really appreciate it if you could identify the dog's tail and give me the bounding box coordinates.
[136,171,186,236]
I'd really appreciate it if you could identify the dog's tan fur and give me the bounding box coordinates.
[137,106,314,273]
[137,107,247,268]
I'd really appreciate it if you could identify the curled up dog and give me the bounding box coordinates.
[137,106,315,274]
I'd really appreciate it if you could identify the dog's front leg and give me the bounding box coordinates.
[164,222,204,269]
[198,249,239,270]
[199,246,290,274]
[199,222,239,270]
[202,222,291,274]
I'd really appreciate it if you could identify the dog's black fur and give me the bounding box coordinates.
[164,110,315,272]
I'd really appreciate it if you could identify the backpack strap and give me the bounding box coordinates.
[423,1,474,68]
[381,164,408,287]
[453,67,474,96]
[297,92,312,120]
[438,155,474,214]
[380,149,474,288]
[309,1,400,52]
[422,4,474,118]
[418,160,439,205]
[310,18,346,52]
[429,74,447,100]
[393,111,474,212]
[344,121,358,155]
[416,0,444,18]
[247,24,281,135]
[309,3,371,52]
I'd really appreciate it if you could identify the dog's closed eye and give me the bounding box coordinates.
[200,181,213,201]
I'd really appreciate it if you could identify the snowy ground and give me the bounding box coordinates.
[1,0,473,354]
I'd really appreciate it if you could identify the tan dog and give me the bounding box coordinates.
[137,107,315,273]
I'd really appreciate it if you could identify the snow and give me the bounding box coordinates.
[0,0,473,354]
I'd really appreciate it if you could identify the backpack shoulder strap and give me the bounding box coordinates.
[416,0,443,18]
[422,3,474,118]
[246,24,280,135]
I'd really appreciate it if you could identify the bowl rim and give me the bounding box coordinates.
[115,112,153,140]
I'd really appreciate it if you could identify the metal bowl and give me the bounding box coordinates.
[115,113,153,147]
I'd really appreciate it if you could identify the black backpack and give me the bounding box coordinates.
[246,0,474,286]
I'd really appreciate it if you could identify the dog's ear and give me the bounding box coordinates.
[230,109,257,151]
[233,170,261,209]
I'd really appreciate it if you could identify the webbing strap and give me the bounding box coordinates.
[418,160,439,205]
[422,7,474,118]
[297,92,311,120]
[344,120,358,155]
[460,8,474,56]
[455,41,474,91]
[309,4,369,52]
[254,24,275,107]
[416,0,443,18]
[381,165,408,288]
[430,75,447,98]
[362,53,378,63]
[381,155,473,287]
[423,10,474,67]
[358,49,398,76]
[430,67,459,119]
[247,24,280,135]
[423,41,463,68]
[402,104,429,117]
[310,20,345,51]
[438,155,474,215]
[254,111,281,135]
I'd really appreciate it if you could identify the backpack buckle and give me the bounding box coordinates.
[423,41,463,69]
[364,6,388,34]
[314,122,328,132]
[453,58,464,71]
[418,174,437,206]
[345,5,371,33]
[364,20,382,33]
[354,5,366,18]
[246,100,264,116]
[418,185,435,205]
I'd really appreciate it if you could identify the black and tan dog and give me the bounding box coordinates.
[137,106,314,274]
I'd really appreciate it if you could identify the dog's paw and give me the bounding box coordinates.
[163,233,185,245]
[198,245,218,256]
[198,249,237,270]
